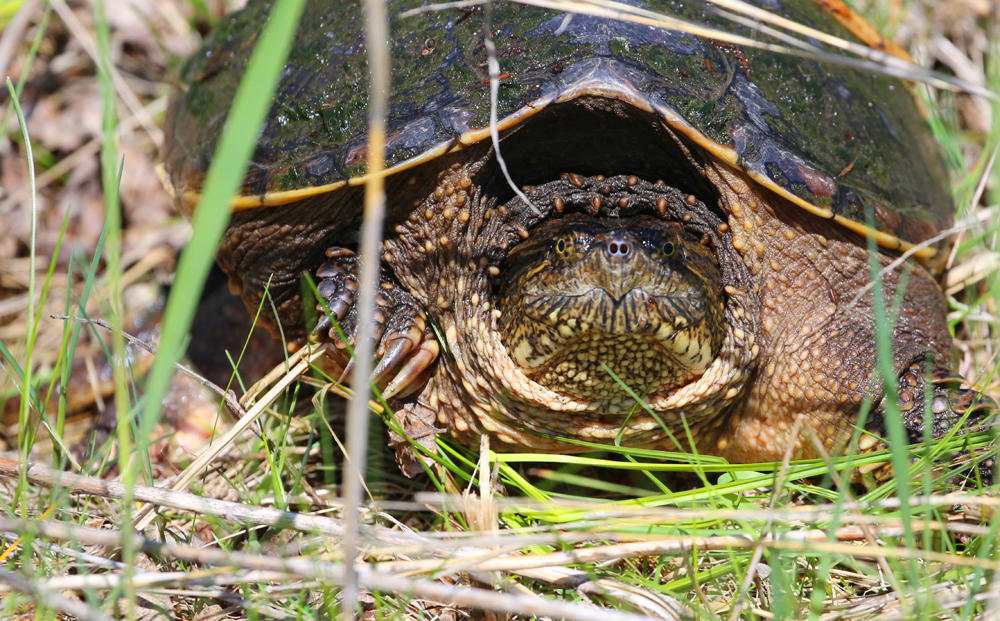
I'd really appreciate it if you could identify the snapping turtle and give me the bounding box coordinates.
[164,0,993,474]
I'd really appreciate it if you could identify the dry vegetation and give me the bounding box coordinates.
[0,0,997,620]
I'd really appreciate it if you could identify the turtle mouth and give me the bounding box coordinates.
[504,285,720,402]
[524,287,701,304]
[519,289,704,338]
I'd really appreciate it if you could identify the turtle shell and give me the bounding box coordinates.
[163,0,953,270]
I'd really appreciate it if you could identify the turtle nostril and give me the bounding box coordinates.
[607,240,631,258]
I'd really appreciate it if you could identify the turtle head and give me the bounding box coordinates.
[498,213,726,402]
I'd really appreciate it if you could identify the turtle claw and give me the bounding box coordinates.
[371,337,415,384]
[338,356,355,385]
[315,246,438,396]
[371,307,437,397]
[334,330,439,399]
[930,368,966,385]
[383,334,440,399]
[313,313,332,337]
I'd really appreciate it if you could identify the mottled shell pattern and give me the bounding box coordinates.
[163,0,953,269]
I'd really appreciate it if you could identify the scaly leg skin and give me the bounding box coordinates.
[314,246,439,399]
[859,363,997,488]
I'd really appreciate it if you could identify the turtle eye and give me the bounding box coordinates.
[554,235,577,261]
[661,241,675,257]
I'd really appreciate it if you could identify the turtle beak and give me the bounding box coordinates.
[595,230,640,302]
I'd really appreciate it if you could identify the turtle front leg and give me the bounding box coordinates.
[313,246,439,398]
[862,362,996,487]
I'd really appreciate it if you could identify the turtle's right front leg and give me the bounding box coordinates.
[313,246,439,398]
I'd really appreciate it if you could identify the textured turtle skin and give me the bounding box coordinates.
[163,1,994,476]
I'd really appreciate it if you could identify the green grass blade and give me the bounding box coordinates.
[5,78,37,517]
[0,6,49,145]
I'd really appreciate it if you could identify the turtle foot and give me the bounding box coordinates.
[314,247,359,336]
[314,246,439,397]
[861,363,996,488]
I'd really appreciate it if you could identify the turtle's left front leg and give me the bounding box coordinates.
[862,362,996,487]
